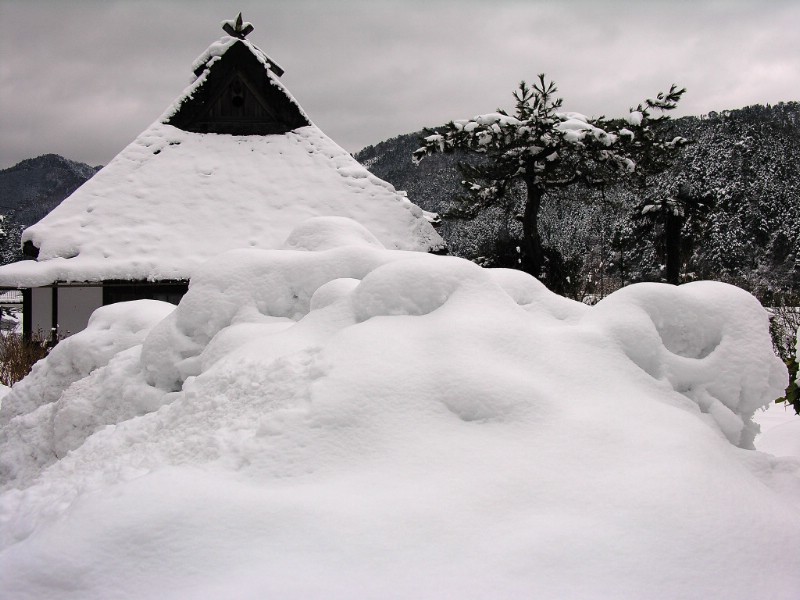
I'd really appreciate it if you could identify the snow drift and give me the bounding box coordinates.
[1,217,798,599]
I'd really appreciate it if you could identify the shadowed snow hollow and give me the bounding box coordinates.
[1,217,797,600]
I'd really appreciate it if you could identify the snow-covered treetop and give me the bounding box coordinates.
[414,77,690,207]
[413,75,634,194]
[622,84,691,187]
[555,112,618,147]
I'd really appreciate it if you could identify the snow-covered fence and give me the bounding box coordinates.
[0,290,22,305]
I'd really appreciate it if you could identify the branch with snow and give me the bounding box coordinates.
[413,75,634,207]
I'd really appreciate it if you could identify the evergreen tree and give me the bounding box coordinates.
[618,85,708,285]
[621,85,690,184]
[638,182,714,284]
[413,75,632,283]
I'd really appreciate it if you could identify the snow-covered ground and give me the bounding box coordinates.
[754,401,800,457]
[1,217,798,599]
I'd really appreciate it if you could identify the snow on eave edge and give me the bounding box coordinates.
[0,256,199,289]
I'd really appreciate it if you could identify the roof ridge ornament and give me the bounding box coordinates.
[222,13,254,39]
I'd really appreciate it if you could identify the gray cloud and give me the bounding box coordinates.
[1,0,798,168]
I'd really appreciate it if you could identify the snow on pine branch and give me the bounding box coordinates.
[412,75,635,200]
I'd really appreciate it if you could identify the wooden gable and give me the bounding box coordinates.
[165,41,310,136]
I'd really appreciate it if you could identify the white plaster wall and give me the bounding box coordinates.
[30,287,52,336]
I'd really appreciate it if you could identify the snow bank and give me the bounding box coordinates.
[587,282,787,447]
[753,329,800,457]
[754,402,800,457]
[0,300,174,487]
[1,218,797,599]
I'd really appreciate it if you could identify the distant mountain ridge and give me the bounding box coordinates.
[9,153,99,179]
[355,101,800,301]
[0,154,101,264]
[1,154,101,221]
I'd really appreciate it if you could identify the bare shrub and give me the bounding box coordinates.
[0,330,51,387]
[769,299,800,414]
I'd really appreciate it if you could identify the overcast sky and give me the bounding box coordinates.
[1,0,798,169]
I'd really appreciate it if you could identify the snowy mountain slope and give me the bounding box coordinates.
[0,155,100,264]
[0,154,99,223]
[0,217,797,599]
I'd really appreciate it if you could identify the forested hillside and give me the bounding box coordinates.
[0,154,101,264]
[356,102,800,303]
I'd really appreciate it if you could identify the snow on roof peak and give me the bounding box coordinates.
[166,37,302,130]
[190,36,284,78]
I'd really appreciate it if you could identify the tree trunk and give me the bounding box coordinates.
[521,178,545,278]
[665,212,681,285]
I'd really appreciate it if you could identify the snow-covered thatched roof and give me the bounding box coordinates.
[0,32,443,288]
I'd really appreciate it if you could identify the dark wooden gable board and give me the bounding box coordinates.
[166,41,310,135]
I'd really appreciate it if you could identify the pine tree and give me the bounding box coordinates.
[621,85,690,183]
[638,183,714,284]
[619,84,709,284]
[413,75,632,282]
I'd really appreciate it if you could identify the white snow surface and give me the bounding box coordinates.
[627,110,644,126]
[555,112,617,146]
[1,219,798,599]
[752,329,800,457]
[754,402,800,458]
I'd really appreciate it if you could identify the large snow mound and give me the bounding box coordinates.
[1,218,797,599]
[0,300,175,488]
